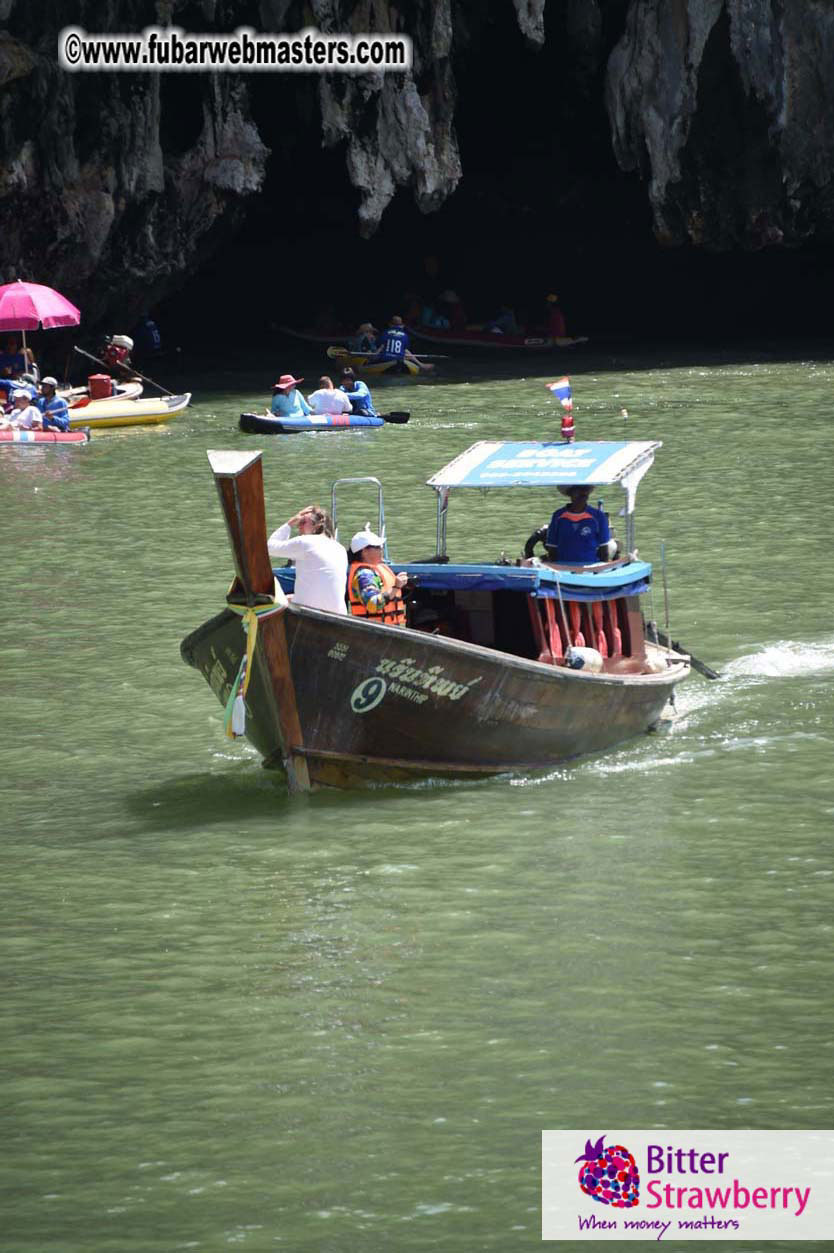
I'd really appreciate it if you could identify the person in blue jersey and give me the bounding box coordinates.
[338,368,377,417]
[373,316,432,371]
[270,373,311,418]
[544,485,611,564]
[36,377,70,431]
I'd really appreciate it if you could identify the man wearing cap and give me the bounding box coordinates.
[36,377,70,431]
[267,505,348,615]
[347,528,407,626]
[270,374,311,419]
[0,389,44,430]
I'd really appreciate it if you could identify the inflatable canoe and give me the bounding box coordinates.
[240,411,409,435]
[410,327,588,350]
[68,392,191,429]
[0,426,91,444]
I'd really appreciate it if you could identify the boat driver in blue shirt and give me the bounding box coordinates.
[338,367,377,417]
[36,376,70,431]
[525,485,613,565]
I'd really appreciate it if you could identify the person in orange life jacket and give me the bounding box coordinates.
[347,527,407,625]
[523,485,614,564]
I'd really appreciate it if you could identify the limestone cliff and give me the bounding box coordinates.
[1,0,832,326]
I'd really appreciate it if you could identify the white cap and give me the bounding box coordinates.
[41,376,58,387]
[12,389,30,402]
[351,526,384,551]
[111,334,133,350]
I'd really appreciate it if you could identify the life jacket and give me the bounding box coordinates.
[348,561,406,626]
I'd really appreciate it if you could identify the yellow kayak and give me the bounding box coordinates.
[68,392,191,429]
[326,346,424,376]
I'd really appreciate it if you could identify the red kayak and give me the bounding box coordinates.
[411,326,589,349]
[0,427,91,444]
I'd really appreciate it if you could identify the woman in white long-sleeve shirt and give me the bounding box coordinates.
[267,506,348,614]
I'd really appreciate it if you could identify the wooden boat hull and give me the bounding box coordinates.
[0,426,90,444]
[181,601,687,791]
[411,327,588,350]
[240,411,386,434]
[67,393,191,429]
[277,324,353,344]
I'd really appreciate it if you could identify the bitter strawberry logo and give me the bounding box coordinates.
[576,1134,640,1208]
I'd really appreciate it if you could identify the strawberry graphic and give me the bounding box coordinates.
[576,1134,640,1208]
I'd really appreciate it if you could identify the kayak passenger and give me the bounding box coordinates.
[438,289,467,331]
[544,293,567,338]
[37,376,70,431]
[0,388,44,429]
[348,322,379,354]
[485,305,520,335]
[307,375,352,416]
[270,374,311,418]
[338,368,377,417]
[0,335,36,380]
[373,316,431,371]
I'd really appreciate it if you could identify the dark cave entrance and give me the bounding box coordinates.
[157,4,834,351]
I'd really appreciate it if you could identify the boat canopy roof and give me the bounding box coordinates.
[427,440,661,514]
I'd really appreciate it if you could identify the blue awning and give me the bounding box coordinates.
[394,560,652,599]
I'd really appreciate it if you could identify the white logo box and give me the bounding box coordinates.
[542,1130,834,1241]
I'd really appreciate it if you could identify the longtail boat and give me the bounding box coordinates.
[181,440,691,792]
[410,327,589,350]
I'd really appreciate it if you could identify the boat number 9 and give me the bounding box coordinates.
[350,676,387,714]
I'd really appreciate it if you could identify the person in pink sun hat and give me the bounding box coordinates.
[269,373,311,419]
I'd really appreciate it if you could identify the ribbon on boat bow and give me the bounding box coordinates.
[223,597,284,738]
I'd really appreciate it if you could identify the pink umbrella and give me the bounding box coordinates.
[0,280,80,376]
[0,279,80,331]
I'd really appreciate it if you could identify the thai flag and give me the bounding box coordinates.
[546,376,572,410]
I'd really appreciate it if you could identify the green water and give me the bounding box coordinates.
[3,348,833,1252]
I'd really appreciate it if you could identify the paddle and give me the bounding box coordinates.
[645,621,721,680]
[326,344,437,372]
[381,411,409,423]
[73,345,174,396]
